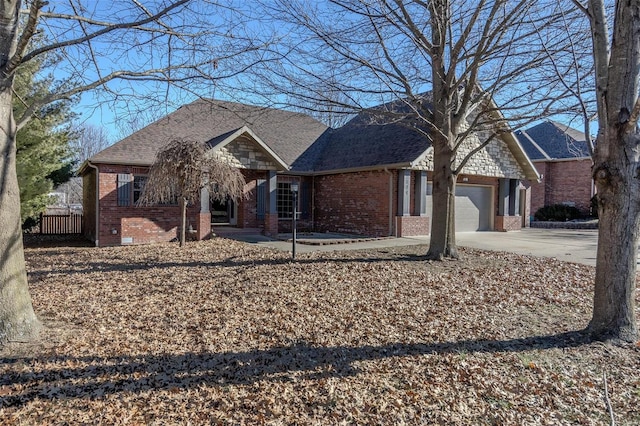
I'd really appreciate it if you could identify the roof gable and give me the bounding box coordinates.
[301,97,538,180]
[516,121,590,160]
[88,99,329,167]
[210,127,288,171]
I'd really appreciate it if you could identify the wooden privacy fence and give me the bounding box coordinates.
[40,213,83,235]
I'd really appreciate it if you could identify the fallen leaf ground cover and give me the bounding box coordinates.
[2,238,639,424]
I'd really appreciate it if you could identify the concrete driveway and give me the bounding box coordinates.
[228,228,602,266]
[452,229,599,266]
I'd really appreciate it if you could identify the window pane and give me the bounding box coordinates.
[133,175,147,203]
[277,182,292,218]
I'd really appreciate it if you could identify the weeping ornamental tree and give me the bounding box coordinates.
[137,139,246,247]
[0,0,264,344]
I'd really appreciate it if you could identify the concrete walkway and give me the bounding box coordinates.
[226,228,602,266]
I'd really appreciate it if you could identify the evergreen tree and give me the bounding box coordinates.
[13,49,76,224]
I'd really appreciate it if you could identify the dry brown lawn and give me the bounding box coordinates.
[1,237,639,425]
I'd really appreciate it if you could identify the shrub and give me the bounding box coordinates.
[534,204,582,222]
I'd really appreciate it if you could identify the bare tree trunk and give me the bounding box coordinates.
[180,197,187,247]
[427,140,458,260]
[591,159,640,341]
[425,0,460,261]
[590,122,640,342]
[584,0,640,343]
[0,84,41,344]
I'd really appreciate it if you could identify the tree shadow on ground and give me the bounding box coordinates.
[0,330,591,407]
[25,250,430,281]
[22,234,93,249]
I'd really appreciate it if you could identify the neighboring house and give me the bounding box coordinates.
[515,121,593,216]
[80,99,539,247]
[46,177,83,215]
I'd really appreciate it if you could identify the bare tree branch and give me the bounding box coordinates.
[3,0,44,77]
[20,0,191,65]
[251,0,581,259]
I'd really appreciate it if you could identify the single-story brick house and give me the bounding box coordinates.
[515,121,593,216]
[80,99,539,247]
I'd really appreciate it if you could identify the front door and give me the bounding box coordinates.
[211,199,237,226]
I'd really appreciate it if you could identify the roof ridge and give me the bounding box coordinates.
[189,98,326,122]
[519,129,551,160]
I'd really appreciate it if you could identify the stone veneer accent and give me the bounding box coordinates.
[213,135,281,170]
[415,134,525,179]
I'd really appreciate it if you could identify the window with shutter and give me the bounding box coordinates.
[117,174,132,206]
[133,175,147,204]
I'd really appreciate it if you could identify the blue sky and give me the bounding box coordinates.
[41,0,595,143]
[41,0,258,141]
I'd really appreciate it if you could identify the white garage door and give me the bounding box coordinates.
[426,184,493,233]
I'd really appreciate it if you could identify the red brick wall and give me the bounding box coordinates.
[264,213,278,236]
[314,170,396,237]
[531,159,593,215]
[94,165,273,246]
[529,163,549,216]
[96,164,201,246]
[495,215,521,231]
[238,169,265,229]
[90,163,525,245]
[196,213,211,240]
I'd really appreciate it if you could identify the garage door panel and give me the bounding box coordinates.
[426,184,492,233]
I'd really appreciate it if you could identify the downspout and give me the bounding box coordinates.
[86,161,100,247]
[384,168,394,236]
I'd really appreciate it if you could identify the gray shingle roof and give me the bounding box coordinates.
[87,97,537,180]
[300,111,431,172]
[515,121,591,160]
[88,99,330,167]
